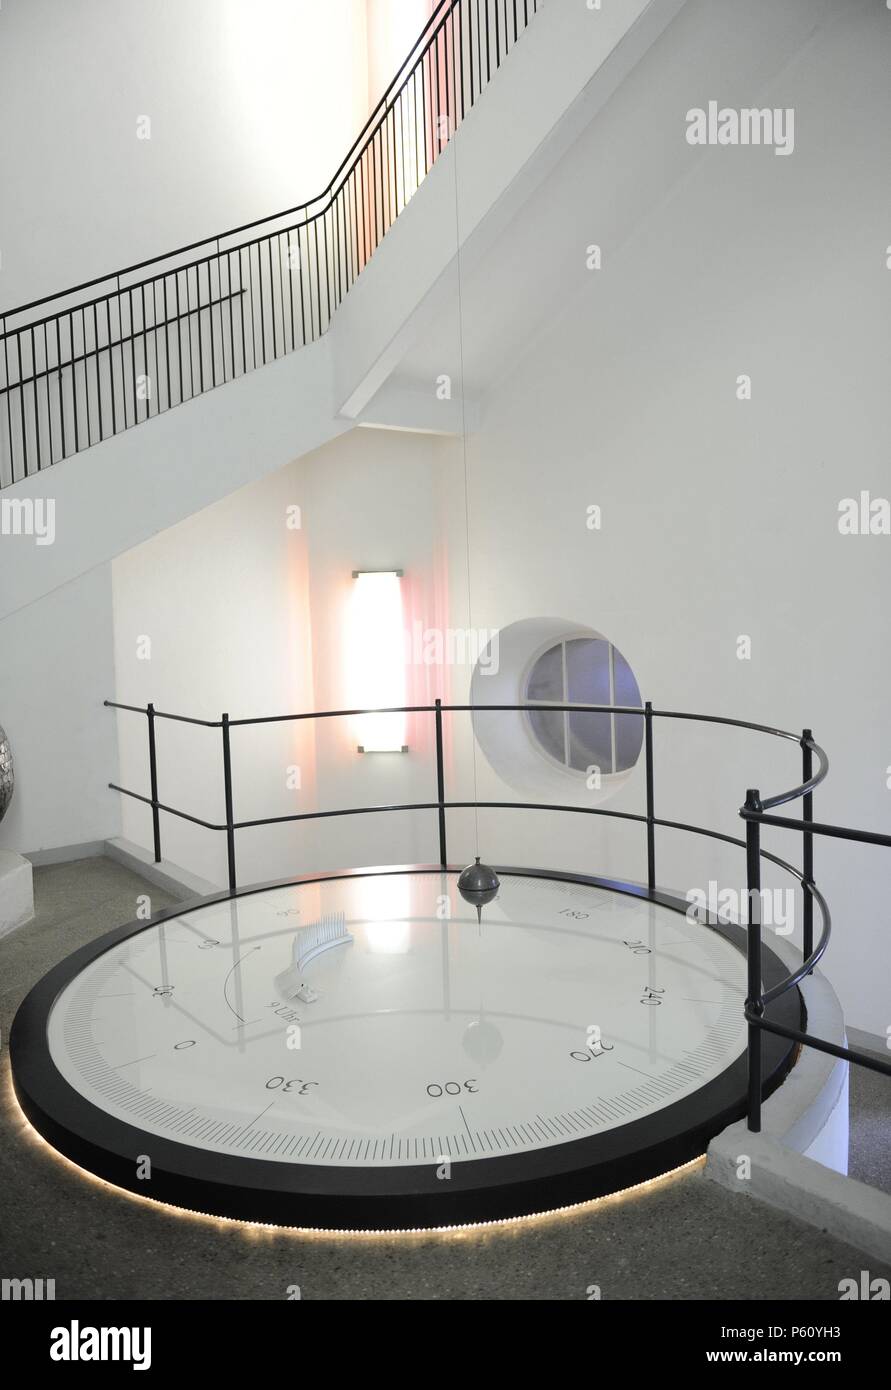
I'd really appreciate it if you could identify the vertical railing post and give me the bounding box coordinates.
[644,700,656,894]
[801,728,814,969]
[146,702,162,864]
[745,789,763,1132]
[434,698,448,868]
[221,713,237,894]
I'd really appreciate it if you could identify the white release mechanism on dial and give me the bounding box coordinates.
[275,911,352,1003]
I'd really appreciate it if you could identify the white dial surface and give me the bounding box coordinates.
[47,872,747,1167]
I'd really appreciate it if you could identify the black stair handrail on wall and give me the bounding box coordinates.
[0,0,541,488]
[104,695,891,1135]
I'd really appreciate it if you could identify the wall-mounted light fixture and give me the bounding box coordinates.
[349,570,407,753]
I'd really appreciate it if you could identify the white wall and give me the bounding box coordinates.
[110,425,456,886]
[0,563,119,854]
[441,0,891,1035]
[0,0,449,312]
[0,0,370,309]
[365,0,434,111]
[111,459,317,888]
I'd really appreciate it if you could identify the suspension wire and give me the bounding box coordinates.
[450,80,481,860]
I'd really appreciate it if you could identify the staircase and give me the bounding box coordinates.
[0,1,540,491]
[0,0,692,629]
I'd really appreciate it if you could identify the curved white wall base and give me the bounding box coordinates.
[0,849,34,937]
[707,961,891,1265]
[104,837,222,903]
[762,964,849,1170]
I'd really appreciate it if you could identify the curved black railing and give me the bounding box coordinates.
[104,696,891,1131]
[0,0,540,488]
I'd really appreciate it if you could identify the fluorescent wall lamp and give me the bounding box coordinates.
[349,570,407,753]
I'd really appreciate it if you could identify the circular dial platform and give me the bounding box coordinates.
[11,868,800,1229]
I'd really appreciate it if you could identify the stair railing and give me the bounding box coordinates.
[0,0,540,488]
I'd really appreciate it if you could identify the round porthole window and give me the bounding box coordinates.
[524,636,643,776]
[470,618,644,805]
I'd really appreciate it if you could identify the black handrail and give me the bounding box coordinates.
[0,0,540,488]
[740,761,891,1129]
[105,693,891,1138]
[744,808,891,848]
[745,733,829,811]
[1,1,465,320]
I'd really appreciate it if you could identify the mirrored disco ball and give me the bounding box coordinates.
[0,725,13,823]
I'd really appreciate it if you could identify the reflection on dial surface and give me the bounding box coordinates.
[48,872,747,1168]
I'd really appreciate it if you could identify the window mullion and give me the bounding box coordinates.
[561,641,570,768]
[608,642,617,775]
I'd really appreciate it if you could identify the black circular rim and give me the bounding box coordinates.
[10,864,803,1231]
